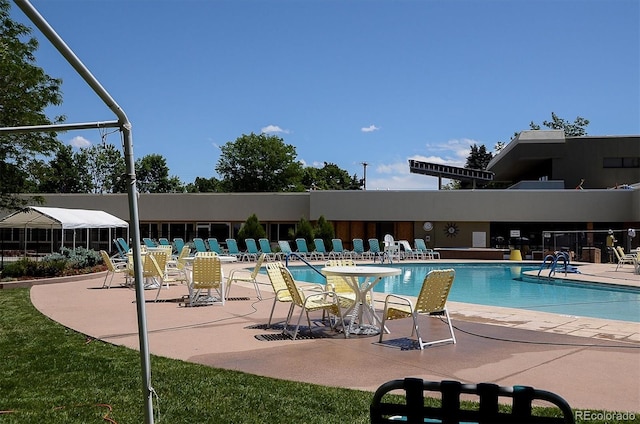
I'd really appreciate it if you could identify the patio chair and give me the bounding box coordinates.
[173,238,186,255]
[100,250,129,288]
[142,237,157,248]
[188,254,225,306]
[294,238,314,260]
[379,269,456,349]
[112,238,127,261]
[370,378,575,424]
[244,238,260,261]
[116,237,130,253]
[279,266,350,340]
[368,238,385,261]
[158,237,170,247]
[415,238,440,259]
[259,238,282,261]
[614,246,636,271]
[193,237,208,253]
[329,238,352,259]
[207,238,223,254]
[265,262,294,328]
[352,238,370,260]
[397,239,422,260]
[163,245,191,292]
[278,240,296,260]
[313,238,328,261]
[226,238,249,261]
[324,258,365,304]
[226,253,266,300]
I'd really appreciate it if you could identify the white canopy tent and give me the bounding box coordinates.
[0,206,129,253]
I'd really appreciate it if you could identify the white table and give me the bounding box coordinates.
[321,265,401,335]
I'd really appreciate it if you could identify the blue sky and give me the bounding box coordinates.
[10,0,640,190]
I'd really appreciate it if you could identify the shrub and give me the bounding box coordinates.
[237,214,267,249]
[313,215,335,250]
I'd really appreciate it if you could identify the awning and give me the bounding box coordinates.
[0,206,128,229]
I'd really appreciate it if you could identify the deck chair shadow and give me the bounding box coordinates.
[187,254,225,306]
[226,253,266,299]
[380,269,456,349]
[370,378,575,424]
[100,250,129,288]
[259,238,282,261]
[279,265,350,340]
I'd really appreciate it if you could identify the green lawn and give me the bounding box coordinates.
[0,288,637,423]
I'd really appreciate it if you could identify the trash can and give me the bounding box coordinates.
[509,249,522,261]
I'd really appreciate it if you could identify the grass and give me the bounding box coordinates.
[0,287,638,423]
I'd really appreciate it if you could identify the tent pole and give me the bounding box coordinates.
[12,2,154,422]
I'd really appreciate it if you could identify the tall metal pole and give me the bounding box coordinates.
[12,2,154,422]
[361,162,368,190]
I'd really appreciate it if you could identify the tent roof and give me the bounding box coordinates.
[0,206,128,229]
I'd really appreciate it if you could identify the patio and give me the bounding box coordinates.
[27,261,640,413]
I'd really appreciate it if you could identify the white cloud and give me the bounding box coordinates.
[361,124,380,133]
[261,124,289,134]
[69,136,91,148]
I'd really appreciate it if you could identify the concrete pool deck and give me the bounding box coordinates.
[26,260,640,413]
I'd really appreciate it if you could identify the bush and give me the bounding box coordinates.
[313,215,335,250]
[1,248,104,279]
[291,217,314,246]
[237,213,267,249]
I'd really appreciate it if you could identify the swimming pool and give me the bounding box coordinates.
[282,263,640,323]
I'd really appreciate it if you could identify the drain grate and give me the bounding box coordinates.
[246,323,285,330]
[255,332,320,341]
[377,338,422,351]
[226,296,250,301]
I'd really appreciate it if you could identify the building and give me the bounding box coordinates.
[1,131,639,261]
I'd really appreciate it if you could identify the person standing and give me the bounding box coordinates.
[606,230,617,263]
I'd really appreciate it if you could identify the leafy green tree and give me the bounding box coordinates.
[313,215,334,250]
[302,162,361,190]
[38,144,91,193]
[0,0,64,208]
[465,144,493,170]
[530,112,589,136]
[291,217,315,247]
[78,144,127,193]
[185,176,221,193]
[135,154,183,193]
[237,213,266,249]
[216,133,303,192]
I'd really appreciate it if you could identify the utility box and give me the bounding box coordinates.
[581,247,601,263]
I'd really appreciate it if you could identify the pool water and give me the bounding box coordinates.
[282,263,640,323]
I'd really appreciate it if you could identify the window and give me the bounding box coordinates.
[603,157,640,168]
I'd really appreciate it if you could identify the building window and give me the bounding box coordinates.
[603,157,640,168]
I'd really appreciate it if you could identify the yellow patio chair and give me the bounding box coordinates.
[100,250,129,289]
[279,265,351,340]
[188,255,225,306]
[162,245,191,294]
[325,258,360,302]
[614,246,636,271]
[265,262,293,328]
[226,253,266,300]
[379,269,456,349]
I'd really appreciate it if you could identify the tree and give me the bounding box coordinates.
[530,112,589,137]
[291,217,314,246]
[216,133,303,192]
[465,144,493,170]
[135,154,183,193]
[78,144,127,193]
[302,162,361,190]
[313,215,335,250]
[185,176,221,193]
[237,213,266,249]
[38,144,92,193]
[0,0,64,208]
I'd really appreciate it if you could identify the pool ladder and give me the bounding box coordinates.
[538,251,570,278]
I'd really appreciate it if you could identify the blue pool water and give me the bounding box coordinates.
[281,263,640,322]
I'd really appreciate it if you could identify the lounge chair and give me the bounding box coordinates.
[279,266,350,340]
[163,245,191,291]
[398,239,422,260]
[382,235,401,262]
[370,378,575,424]
[193,237,208,253]
[265,262,294,328]
[379,269,456,349]
[158,238,170,246]
[187,254,225,306]
[116,237,131,253]
[207,238,223,254]
[173,238,186,255]
[259,238,282,261]
[226,238,249,261]
[613,246,636,271]
[226,253,265,299]
[368,238,385,261]
[278,240,295,259]
[352,238,370,260]
[244,238,260,261]
[294,238,314,260]
[112,238,128,261]
[313,238,328,261]
[414,238,440,259]
[100,250,129,288]
[142,237,157,248]
[329,238,352,259]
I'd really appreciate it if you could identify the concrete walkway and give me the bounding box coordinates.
[27,260,640,413]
